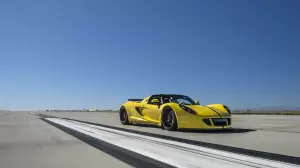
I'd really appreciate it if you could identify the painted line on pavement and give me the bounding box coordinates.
[44,117,300,168]
[33,113,300,165]
[41,118,173,168]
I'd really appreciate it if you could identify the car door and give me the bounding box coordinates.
[142,96,161,124]
[131,101,149,123]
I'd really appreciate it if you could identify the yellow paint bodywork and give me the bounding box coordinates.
[121,96,231,129]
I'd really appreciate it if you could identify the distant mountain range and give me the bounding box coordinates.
[234,106,300,111]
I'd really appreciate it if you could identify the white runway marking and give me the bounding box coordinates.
[45,118,300,168]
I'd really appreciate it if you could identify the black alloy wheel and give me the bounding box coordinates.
[120,106,129,125]
[162,107,178,131]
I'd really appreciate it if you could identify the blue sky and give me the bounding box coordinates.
[0,0,299,110]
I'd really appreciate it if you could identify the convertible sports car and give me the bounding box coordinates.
[119,94,232,131]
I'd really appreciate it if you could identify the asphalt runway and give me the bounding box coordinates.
[1,111,300,168]
[43,112,300,157]
[0,112,131,168]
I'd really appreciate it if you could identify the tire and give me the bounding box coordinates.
[162,107,178,131]
[119,106,129,125]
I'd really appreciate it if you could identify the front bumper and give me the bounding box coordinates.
[177,115,232,129]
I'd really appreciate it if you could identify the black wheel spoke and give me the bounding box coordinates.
[163,111,174,128]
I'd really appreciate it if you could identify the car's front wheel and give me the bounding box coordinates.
[162,107,178,131]
[119,106,129,125]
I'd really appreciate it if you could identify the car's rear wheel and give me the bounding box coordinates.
[120,106,129,125]
[162,107,178,131]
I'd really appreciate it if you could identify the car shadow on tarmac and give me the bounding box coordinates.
[177,128,256,134]
[130,124,256,134]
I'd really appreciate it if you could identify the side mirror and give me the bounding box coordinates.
[151,99,160,105]
[195,100,200,105]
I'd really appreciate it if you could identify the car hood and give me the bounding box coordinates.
[185,105,230,117]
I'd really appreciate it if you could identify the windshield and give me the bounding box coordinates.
[163,95,197,105]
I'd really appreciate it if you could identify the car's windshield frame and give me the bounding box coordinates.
[162,95,197,105]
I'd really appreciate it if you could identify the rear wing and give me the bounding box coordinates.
[128,99,143,102]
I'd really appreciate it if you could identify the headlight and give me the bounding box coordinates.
[223,105,231,114]
[179,104,197,115]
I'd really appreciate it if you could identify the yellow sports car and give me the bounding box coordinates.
[119,94,231,131]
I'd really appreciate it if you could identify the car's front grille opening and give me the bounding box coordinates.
[202,118,211,126]
[211,118,228,126]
